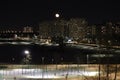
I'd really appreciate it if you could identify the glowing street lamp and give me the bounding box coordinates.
[23,50,31,64]
[24,50,30,55]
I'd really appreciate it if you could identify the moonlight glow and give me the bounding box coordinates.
[55,13,60,18]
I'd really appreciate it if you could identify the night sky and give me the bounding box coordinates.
[0,0,120,26]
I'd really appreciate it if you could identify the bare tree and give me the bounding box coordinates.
[68,18,88,41]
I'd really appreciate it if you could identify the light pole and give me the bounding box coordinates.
[41,57,44,80]
[24,50,31,74]
[41,57,44,65]
[22,50,31,74]
[87,54,89,64]
[61,57,63,64]
[12,58,15,64]
[24,50,31,64]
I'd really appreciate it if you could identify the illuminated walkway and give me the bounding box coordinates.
[0,64,120,80]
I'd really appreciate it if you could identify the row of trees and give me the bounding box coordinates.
[39,18,88,41]
[39,18,120,45]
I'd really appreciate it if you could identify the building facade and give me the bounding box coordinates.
[0,26,36,39]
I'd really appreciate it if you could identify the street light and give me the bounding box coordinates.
[24,50,30,55]
[41,57,45,80]
[23,50,31,64]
